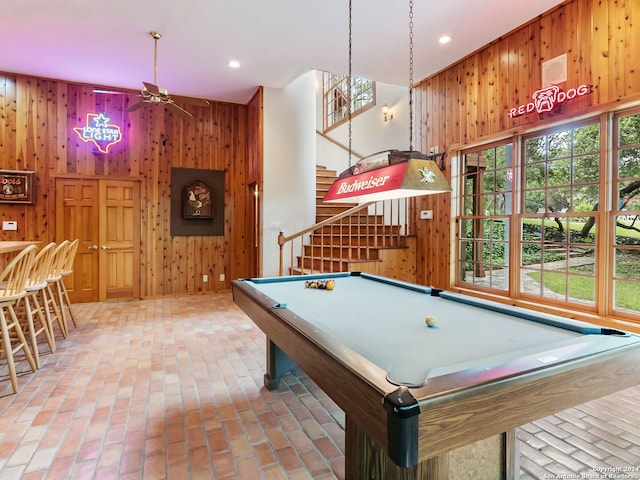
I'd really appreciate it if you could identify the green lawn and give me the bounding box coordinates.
[614,217,640,240]
[522,217,640,240]
[527,270,640,310]
[492,217,640,312]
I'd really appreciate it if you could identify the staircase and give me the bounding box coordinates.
[283,166,416,281]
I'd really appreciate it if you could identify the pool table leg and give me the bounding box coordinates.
[345,416,518,480]
[345,416,437,480]
[264,338,297,390]
[505,429,519,480]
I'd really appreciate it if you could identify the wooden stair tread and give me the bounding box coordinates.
[290,165,411,278]
[299,258,382,264]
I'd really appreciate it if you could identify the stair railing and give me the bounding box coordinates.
[277,198,411,276]
[316,130,365,160]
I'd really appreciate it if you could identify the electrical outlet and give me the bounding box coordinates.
[219,273,226,282]
[203,274,208,282]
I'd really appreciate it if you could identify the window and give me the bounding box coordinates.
[520,122,600,306]
[457,111,640,321]
[323,73,375,131]
[612,109,640,316]
[458,144,513,291]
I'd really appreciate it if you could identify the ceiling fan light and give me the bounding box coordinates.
[126,31,207,119]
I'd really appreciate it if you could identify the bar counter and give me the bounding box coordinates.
[0,241,41,270]
[0,241,40,254]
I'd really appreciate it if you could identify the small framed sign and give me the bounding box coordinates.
[170,168,224,236]
[182,180,213,218]
[0,170,36,204]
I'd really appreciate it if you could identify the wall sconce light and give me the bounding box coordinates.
[382,103,394,122]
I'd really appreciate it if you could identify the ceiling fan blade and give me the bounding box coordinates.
[165,101,193,119]
[130,32,197,122]
[126,101,147,112]
[143,82,162,95]
[170,95,210,107]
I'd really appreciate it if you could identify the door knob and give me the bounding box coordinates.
[101,245,111,250]
[88,245,98,250]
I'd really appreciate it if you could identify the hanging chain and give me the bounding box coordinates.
[347,0,353,168]
[408,0,414,152]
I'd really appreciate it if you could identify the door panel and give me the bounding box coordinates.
[99,180,140,301]
[56,178,139,302]
[55,179,100,303]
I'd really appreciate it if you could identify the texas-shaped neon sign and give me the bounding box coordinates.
[73,113,123,153]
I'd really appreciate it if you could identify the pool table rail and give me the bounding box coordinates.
[232,278,396,458]
[232,275,640,477]
[412,336,640,461]
[233,275,395,389]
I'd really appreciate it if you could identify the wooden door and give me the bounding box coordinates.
[99,180,140,301]
[56,179,100,303]
[56,178,140,302]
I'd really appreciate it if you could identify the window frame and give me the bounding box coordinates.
[454,110,640,325]
[517,118,603,312]
[456,141,515,293]
[610,107,640,321]
[322,72,376,133]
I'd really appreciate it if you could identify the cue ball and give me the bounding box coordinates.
[425,315,436,327]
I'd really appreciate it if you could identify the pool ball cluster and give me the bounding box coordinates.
[304,279,335,290]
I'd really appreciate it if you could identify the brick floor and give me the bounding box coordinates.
[0,294,639,479]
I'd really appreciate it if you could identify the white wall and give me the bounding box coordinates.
[262,71,317,277]
[261,71,410,276]
[315,74,411,175]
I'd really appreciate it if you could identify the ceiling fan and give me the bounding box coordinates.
[127,31,209,119]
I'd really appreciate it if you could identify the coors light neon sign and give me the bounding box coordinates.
[508,84,592,118]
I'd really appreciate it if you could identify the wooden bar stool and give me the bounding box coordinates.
[17,242,57,369]
[0,245,38,394]
[59,239,79,329]
[45,241,70,339]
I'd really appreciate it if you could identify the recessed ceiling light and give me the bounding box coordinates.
[228,60,240,69]
[438,35,453,45]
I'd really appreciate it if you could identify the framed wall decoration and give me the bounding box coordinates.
[183,180,213,218]
[170,167,225,236]
[0,170,36,204]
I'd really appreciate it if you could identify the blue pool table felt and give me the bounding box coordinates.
[250,274,597,387]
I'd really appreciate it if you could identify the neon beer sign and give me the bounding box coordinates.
[508,84,592,118]
[73,113,123,153]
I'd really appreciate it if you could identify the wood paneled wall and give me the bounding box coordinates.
[0,73,260,297]
[243,88,263,277]
[412,0,640,288]
[2,0,637,296]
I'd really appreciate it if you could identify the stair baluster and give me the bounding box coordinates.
[278,166,414,277]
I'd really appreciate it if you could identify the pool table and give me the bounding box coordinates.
[232,272,640,479]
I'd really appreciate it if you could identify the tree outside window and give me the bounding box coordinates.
[612,110,640,315]
[323,73,375,132]
[457,109,640,321]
